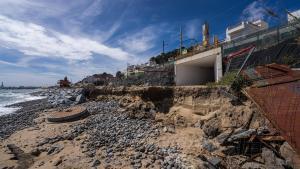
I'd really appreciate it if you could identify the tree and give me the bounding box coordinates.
[116,71,124,79]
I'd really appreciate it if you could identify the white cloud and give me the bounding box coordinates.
[0,0,70,20]
[0,15,130,61]
[118,27,157,53]
[242,1,266,21]
[81,0,104,18]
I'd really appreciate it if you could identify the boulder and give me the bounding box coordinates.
[76,94,86,104]
[280,142,300,168]
[202,118,221,138]
[216,130,232,144]
[202,140,218,152]
[227,129,256,142]
[261,148,285,169]
[207,156,222,167]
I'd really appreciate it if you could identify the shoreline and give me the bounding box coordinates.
[0,99,50,140]
[0,89,47,116]
[0,86,299,169]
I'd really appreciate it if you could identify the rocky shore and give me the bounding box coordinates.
[0,99,51,140]
[0,86,299,169]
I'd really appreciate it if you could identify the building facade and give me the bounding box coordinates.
[288,9,300,23]
[226,20,269,41]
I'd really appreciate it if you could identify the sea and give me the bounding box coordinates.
[0,89,45,116]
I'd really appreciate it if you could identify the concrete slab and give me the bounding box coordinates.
[47,106,88,123]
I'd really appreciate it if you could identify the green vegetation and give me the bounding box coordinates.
[150,49,179,64]
[206,71,251,91]
[206,71,238,87]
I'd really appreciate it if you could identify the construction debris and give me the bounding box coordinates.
[47,106,88,123]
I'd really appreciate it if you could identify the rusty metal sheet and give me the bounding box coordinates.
[243,64,300,87]
[243,64,300,154]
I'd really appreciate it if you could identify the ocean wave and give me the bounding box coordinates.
[0,89,46,116]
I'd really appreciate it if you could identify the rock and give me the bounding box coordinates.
[241,162,266,169]
[207,156,222,167]
[91,159,101,167]
[30,148,41,156]
[38,161,45,167]
[86,150,95,157]
[257,126,270,135]
[280,142,300,168]
[222,146,237,155]
[65,95,76,101]
[133,163,142,168]
[0,99,50,140]
[162,126,175,133]
[53,157,63,166]
[202,118,221,138]
[216,130,232,144]
[194,120,203,128]
[134,152,142,159]
[76,94,86,104]
[47,144,64,155]
[227,129,256,142]
[261,148,285,169]
[104,164,111,169]
[34,117,45,124]
[202,140,218,152]
[144,162,151,168]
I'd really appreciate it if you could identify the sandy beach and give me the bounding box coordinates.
[0,86,299,169]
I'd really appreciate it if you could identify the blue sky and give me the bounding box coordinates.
[0,0,299,86]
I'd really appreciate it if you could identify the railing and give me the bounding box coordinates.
[175,22,300,62]
[223,22,300,56]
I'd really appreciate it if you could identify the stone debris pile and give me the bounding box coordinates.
[43,88,86,106]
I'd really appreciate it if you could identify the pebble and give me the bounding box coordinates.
[53,157,63,166]
[91,159,101,167]
[0,99,51,140]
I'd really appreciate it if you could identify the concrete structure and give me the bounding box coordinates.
[175,47,222,85]
[0,82,3,89]
[226,20,269,41]
[288,9,300,23]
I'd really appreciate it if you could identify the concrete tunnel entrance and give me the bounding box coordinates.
[175,47,223,86]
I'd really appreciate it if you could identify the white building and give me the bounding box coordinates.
[288,9,300,23]
[226,20,269,41]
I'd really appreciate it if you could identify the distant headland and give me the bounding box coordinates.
[0,82,40,90]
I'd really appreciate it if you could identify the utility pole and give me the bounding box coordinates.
[126,63,129,78]
[162,40,165,54]
[180,26,183,56]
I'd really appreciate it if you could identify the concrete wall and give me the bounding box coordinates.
[214,54,223,82]
[175,47,223,86]
[175,65,214,85]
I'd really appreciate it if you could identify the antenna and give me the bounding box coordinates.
[180,26,183,56]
